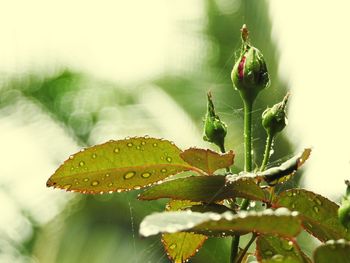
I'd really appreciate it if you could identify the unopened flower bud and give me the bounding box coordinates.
[338,180,350,229]
[262,93,289,137]
[203,91,227,151]
[231,24,270,103]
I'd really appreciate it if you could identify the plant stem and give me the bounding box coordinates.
[243,101,253,172]
[235,233,257,263]
[260,134,273,171]
[230,100,253,263]
[219,143,231,173]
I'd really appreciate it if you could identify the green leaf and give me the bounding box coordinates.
[256,234,311,263]
[180,148,234,174]
[138,175,267,203]
[46,137,202,193]
[259,148,311,186]
[274,189,350,242]
[313,240,350,263]
[139,208,301,237]
[162,200,207,263]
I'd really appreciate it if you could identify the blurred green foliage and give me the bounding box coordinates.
[0,1,298,262]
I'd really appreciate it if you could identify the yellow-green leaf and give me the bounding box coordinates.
[140,208,302,238]
[138,175,267,203]
[162,200,207,263]
[180,148,234,174]
[256,234,311,263]
[46,137,201,194]
[258,148,311,186]
[274,189,350,242]
[314,240,350,263]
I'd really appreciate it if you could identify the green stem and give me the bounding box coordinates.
[235,233,257,263]
[243,101,253,172]
[230,100,253,263]
[260,134,273,171]
[219,143,231,173]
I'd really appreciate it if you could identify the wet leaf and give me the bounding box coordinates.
[138,175,267,203]
[139,208,301,238]
[47,137,202,194]
[313,240,350,263]
[256,234,311,263]
[274,189,350,242]
[180,148,234,174]
[162,200,207,263]
[259,148,311,186]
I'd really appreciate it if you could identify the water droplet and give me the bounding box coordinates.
[117,189,123,193]
[108,182,113,187]
[70,167,74,171]
[127,142,133,147]
[114,147,120,153]
[153,143,158,147]
[161,168,167,173]
[313,206,319,213]
[292,191,297,196]
[108,191,113,194]
[166,157,172,163]
[169,244,176,250]
[79,161,85,167]
[141,141,146,145]
[92,153,97,159]
[264,250,273,256]
[315,198,322,205]
[134,185,141,190]
[136,145,141,150]
[271,254,284,261]
[83,178,89,182]
[69,155,74,159]
[124,171,136,179]
[105,173,110,177]
[91,181,99,186]
[282,240,293,251]
[63,184,71,190]
[287,191,293,197]
[141,172,151,178]
[269,149,274,156]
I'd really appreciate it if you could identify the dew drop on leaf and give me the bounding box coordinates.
[91,181,99,186]
[134,185,141,190]
[114,147,120,153]
[124,171,136,180]
[136,146,141,150]
[287,191,293,197]
[314,198,322,205]
[161,168,167,173]
[166,157,173,163]
[108,182,113,187]
[63,184,71,190]
[141,141,146,145]
[141,172,151,178]
[153,143,158,147]
[169,243,177,250]
[127,142,133,147]
[83,178,89,182]
[92,153,97,159]
[79,161,85,167]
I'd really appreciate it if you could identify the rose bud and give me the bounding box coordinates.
[262,93,290,138]
[203,91,227,152]
[231,24,270,104]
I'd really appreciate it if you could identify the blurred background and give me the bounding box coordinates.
[1,0,350,262]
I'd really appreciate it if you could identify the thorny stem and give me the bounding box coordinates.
[260,134,273,171]
[230,100,253,263]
